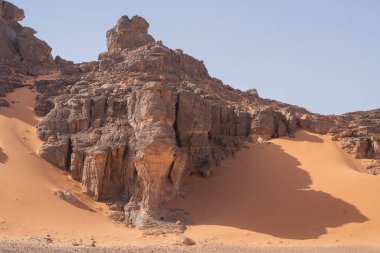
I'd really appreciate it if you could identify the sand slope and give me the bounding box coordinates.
[169,131,380,246]
[0,87,144,245]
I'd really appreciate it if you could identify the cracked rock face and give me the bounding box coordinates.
[33,15,380,229]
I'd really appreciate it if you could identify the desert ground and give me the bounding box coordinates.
[1,87,380,252]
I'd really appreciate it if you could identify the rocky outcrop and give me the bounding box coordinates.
[332,111,380,162]
[299,109,380,163]
[0,0,378,235]
[0,0,24,60]
[0,1,53,69]
[0,1,57,98]
[0,0,24,20]
[249,106,298,141]
[34,16,299,229]
[54,56,79,75]
[106,15,155,52]
[31,14,380,232]
[0,64,23,101]
[39,135,70,170]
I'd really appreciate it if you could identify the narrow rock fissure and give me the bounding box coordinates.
[65,137,73,171]
[120,145,129,200]
[167,160,175,185]
[365,139,373,158]
[173,93,181,147]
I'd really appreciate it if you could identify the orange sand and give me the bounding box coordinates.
[1,86,380,248]
[169,132,380,247]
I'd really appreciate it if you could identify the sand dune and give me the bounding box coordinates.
[169,131,380,246]
[1,87,380,251]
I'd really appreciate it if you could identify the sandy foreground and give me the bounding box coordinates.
[1,87,380,252]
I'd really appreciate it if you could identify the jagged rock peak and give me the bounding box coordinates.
[0,0,24,21]
[106,15,155,52]
[0,0,54,75]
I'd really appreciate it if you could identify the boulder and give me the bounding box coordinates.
[176,235,196,246]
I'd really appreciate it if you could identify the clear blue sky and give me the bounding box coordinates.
[12,0,380,115]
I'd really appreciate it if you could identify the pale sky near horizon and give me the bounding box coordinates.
[11,0,380,115]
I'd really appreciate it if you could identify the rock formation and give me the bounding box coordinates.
[0,0,58,103]
[106,15,155,52]
[0,0,54,69]
[33,15,300,229]
[0,64,23,102]
[299,110,380,160]
[31,14,380,230]
[1,1,378,232]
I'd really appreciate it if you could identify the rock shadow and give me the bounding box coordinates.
[70,199,94,212]
[169,139,368,239]
[0,147,8,164]
[54,190,94,211]
[286,130,324,143]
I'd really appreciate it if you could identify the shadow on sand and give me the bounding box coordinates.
[0,147,8,164]
[286,131,324,143]
[170,133,368,239]
[55,191,95,212]
[70,198,94,212]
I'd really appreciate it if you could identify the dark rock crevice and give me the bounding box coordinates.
[173,92,181,147]
[65,137,73,171]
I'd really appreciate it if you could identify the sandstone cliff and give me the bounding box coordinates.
[1,1,378,232]
[33,15,300,229]
[32,14,380,230]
